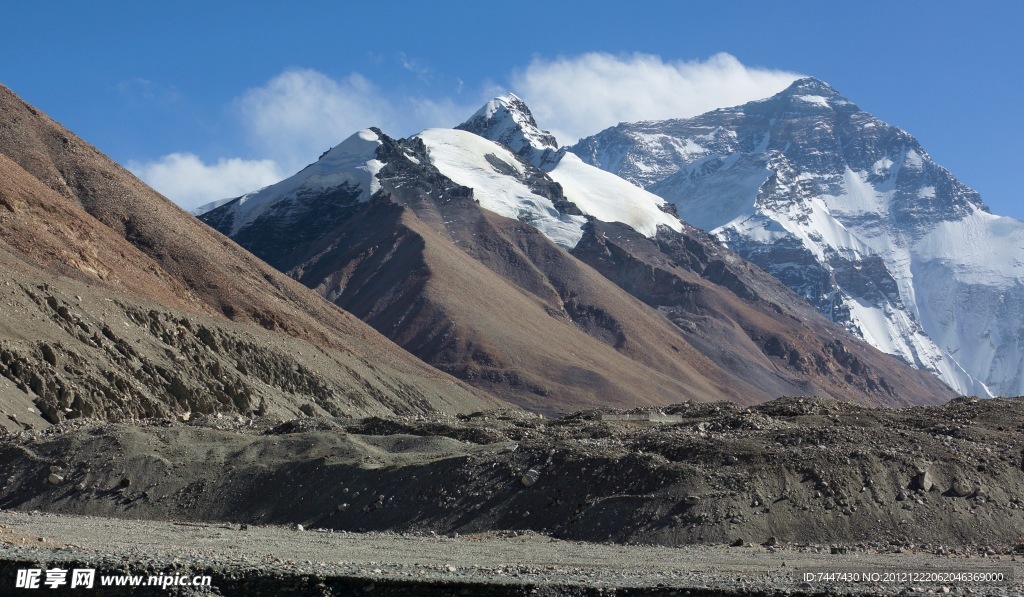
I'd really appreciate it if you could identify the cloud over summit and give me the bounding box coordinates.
[129,53,800,209]
[127,153,284,208]
[509,52,802,145]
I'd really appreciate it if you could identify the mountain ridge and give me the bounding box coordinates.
[199,94,954,412]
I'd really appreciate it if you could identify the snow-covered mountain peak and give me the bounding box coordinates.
[766,77,855,110]
[198,128,384,236]
[317,127,383,169]
[780,76,843,97]
[445,98,684,244]
[457,93,561,168]
[570,79,1024,397]
[415,127,683,247]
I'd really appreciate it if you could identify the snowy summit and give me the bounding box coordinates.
[571,77,1024,397]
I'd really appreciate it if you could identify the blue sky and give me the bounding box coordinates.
[3,1,1021,216]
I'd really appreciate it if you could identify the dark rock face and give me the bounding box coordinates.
[203,183,364,273]
[719,234,905,342]
[571,77,1020,396]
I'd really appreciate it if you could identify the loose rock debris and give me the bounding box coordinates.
[0,396,1023,550]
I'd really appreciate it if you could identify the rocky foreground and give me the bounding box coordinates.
[0,510,1019,596]
[1,395,1024,594]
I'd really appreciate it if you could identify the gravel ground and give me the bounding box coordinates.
[0,510,1020,595]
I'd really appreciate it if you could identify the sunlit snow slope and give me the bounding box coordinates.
[452,94,682,244]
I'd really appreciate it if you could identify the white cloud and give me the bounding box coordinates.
[127,153,283,211]
[403,95,479,132]
[236,68,481,170]
[509,52,802,144]
[132,54,801,209]
[132,68,482,208]
[236,69,400,171]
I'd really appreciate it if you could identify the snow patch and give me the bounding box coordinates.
[827,168,892,217]
[633,133,707,160]
[548,152,683,238]
[418,128,586,248]
[226,129,383,235]
[871,158,893,176]
[914,209,1024,284]
[794,95,831,108]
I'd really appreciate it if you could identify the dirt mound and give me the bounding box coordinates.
[1,396,1023,550]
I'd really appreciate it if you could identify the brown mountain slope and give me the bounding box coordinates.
[571,220,955,407]
[0,84,502,430]
[324,192,739,414]
[231,158,742,414]
[202,131,953,414]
